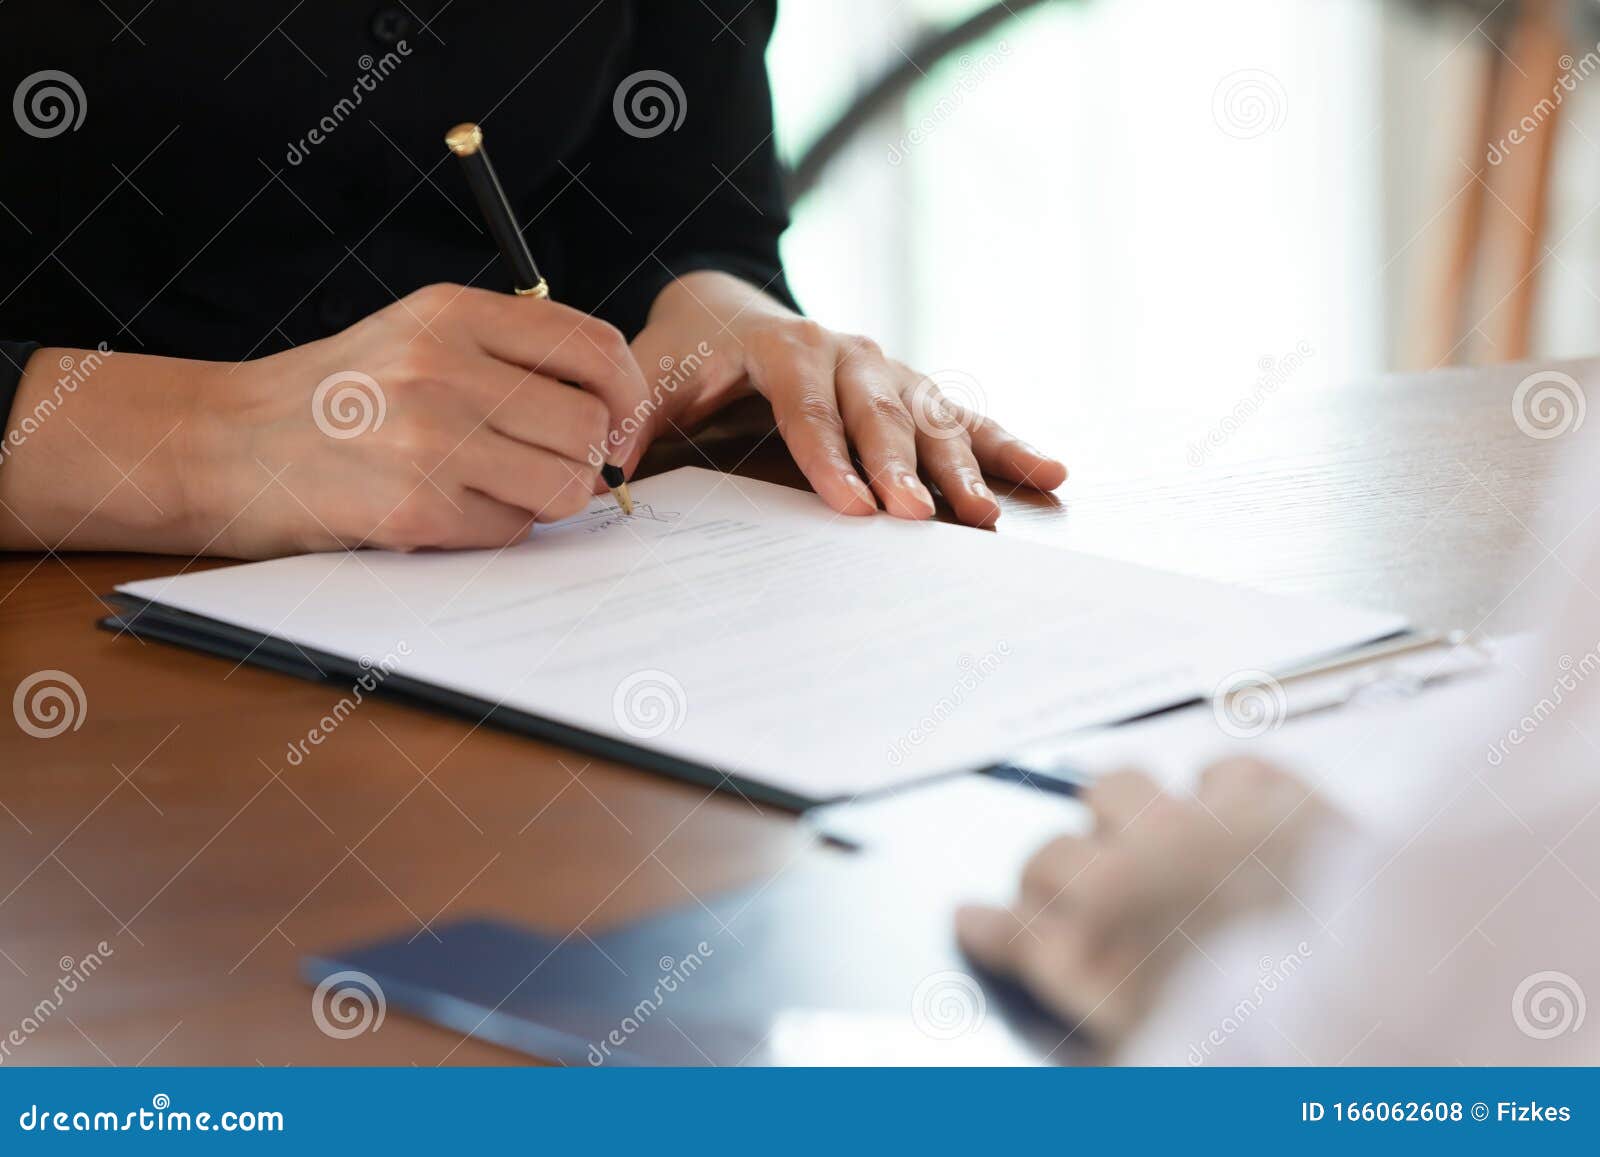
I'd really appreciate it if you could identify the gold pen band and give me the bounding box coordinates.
[514,280,550,299]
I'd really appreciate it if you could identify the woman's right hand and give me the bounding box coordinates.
[210,283,650,556]
[0,284,650,557]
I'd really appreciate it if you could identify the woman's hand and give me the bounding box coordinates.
[0,272,1061,557]
[626,273,1067,527]
[212,284,650,555]
[0,284,651,557]
[955,759,1344,1047]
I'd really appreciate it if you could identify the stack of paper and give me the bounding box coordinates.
[112,468,1405,804]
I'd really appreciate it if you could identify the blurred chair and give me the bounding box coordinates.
[1426,0,1573,367]
[786,0,1057,204]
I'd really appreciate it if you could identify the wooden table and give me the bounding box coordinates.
[0,356,1580,1064]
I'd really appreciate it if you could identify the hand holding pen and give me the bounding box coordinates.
[447,122,634,514]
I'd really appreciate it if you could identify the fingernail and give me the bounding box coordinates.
[1024,444,1062,470]
[842,472,874,504]
[967,477,995,502]
[899,472,935,511]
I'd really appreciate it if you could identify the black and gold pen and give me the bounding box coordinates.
[445,121,633,515]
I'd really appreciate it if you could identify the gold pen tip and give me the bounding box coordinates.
[616,484,634,516]
[445,122,483,156]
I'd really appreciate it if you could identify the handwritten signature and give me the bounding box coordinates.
[581,503,680,534]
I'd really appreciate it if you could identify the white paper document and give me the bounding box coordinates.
[117,467,1406,802]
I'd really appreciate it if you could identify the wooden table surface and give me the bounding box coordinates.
[0,356,1582,1065]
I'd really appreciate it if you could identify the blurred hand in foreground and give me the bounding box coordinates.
[956,759,1345,1046]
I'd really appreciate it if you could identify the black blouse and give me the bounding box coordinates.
[0,0,794,428]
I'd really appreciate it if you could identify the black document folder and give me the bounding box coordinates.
[99,592,819,811]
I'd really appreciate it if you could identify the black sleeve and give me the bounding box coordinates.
[1,341,39,436]
[548,0,798,336]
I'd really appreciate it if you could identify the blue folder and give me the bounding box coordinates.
[303,849,1084,1066]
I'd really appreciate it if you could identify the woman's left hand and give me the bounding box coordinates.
[623,273,1067,527]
